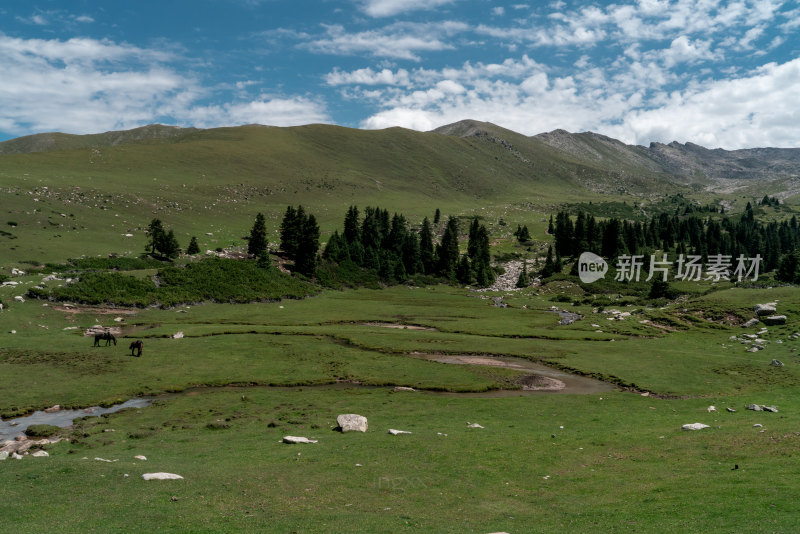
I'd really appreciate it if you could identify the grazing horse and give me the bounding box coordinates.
[93,332,117,346]
[129,340,143,357]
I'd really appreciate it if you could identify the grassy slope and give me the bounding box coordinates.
[0,123,683,265]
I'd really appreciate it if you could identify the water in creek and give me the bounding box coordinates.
[0,398,152,442]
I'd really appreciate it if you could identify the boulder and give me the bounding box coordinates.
[762,315,787,326]
[0,451,8,461]
[142,472,184,480]
[726,407,736,413]
[763,405,779,413]
[282,436,318,444]
[747,404,763,411]
[467,423,484,429]
[43,405,61,413]
[754,303,777,316]
[392,386,416,392]
[707,406,716,412]
[682,423,710,431]
[387,429,412,435]
[770,359,784,367]
[31,450,49,457]
[337,414,368,433]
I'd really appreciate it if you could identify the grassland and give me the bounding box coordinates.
[2,123,800,532]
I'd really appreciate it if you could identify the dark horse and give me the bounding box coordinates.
[129,340,143,357]
[93,332,117,346]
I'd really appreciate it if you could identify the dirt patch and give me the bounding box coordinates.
[520,374,565,391]
[361,322,437,331]
[55,305,138,316]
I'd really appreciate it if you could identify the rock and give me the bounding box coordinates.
[337,414,368,433]
[142,472,184,480]
[134,455,147,461]
[44,405,60,413]
[770,359,784,367]
[12,453,23,460]
[14,296,24,303]
[726,407,736,413]
[387,429,412,435]
[172,331,184,339]
[682,423,710,430]
[282,436,318,444]
[763,405,779,413]
[762,315,787,326]
[467,423,484,429]
[0,451,8,460]
[754,303,777,316]
[747,404,763,411]
[747,346,762,352]
[753,424,763,428]
[392,386,416,392]
[707,406,716,412]
[31,450,49,457]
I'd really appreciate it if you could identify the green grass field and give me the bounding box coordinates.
[2,125,800,532]
[3,275,800,532]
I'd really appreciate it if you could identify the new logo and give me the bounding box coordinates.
[578,252,608,283]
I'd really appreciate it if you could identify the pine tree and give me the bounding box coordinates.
[419,217,435,274]
[343,206,360,244]
[186,236,200,255]
[434,208,441,225]
[294,213,319,276]
[247,212,268,257]
[280,206,299,257]
[437,216,460,279]
[161,229,180,259]
[516,261,530,288]
[146,218,165,256]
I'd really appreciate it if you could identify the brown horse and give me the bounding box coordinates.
[129,340,143,357]
[93,332,117,346]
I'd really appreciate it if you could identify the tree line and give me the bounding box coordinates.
[550,203,800,276]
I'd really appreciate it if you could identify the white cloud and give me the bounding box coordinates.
[357,0,458,18]
[326,67,411,86]
[305,22,468,60]
[357,51,800,149]
[0,34,329,135]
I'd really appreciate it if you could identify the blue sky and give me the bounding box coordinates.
[1,0,798,148]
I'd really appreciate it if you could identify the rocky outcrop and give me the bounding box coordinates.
[142,472,184,480]
[282,436,318,444]
[762,315,786,326]
[754,303,777,316]
[682,423,710,430]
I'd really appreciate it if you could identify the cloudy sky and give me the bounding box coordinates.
[1,0,798,148]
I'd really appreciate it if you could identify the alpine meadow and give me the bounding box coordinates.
[3,120,800,533]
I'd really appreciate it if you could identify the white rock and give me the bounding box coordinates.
[753,424,763,428]
[467,423,484,429]
[682,423,710,431]
[387,429,412,435]
[282,436,318,444]
[142,472,184,480]
[134,455,147,461]
[12,453,23,460]
[392,386,416,392]
[707,406,716,412]
[31,450,49,457]
[337,414,368,432]
[0,451,8,460]
[14,296,24,303]
[172,331,184,339]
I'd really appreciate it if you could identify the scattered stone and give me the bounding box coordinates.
[763,406,779,413]
[282,436,318,444]
[0,451,8,460]
[172,331,184,339]
[682,423,710,431]
[134,455,147,461]
[392,386,416,392]
[14,296,24,303]
[726,407,736,413]
[31,450,49,457]
[747,404,763,411]
[770,359,784,367]
[753,424,763,428]
[387,429,412,435]
[43,405,61,413]
[762,315,787,326]
[467,422,484,429]
[337,414,368,433]
[12,453,23,460]
[754,303,777,316]
[142,472,184,480]
[707,406,716,412]
[747,346,762,352]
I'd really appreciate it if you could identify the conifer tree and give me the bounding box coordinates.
[437,216,460,279]
[186,236,200,255]
[247,212,268,257]
[419,217,435,274]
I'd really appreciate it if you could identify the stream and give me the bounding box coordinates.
[0,398,152,442]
